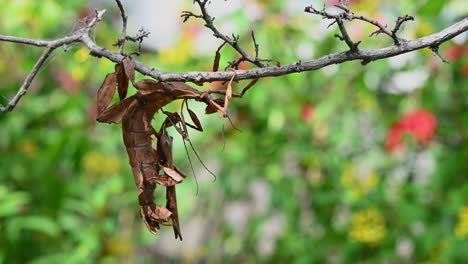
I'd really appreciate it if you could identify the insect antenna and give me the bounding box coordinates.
[162,109,200,195]
[225,114,242,132]
[181,138,199,195]
[221,122,226,151]
[179,101,218,182]
[186,137,217,182]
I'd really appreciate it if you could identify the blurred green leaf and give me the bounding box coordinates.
[7,216,60,239]
[0,187,30,218]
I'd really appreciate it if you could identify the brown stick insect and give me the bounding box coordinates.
[95,56,228,239]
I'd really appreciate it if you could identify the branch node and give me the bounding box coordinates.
[361,60,369,65]
[392,15,414,35]
[370,28,385,37]
[391,15,414,45]
[334,34,344,41]
[180,11,203,23]
[89,50,103,58]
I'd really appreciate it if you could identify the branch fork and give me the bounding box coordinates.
[0,9,106,113]
[305,2,414,47]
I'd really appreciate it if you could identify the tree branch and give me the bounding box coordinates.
[1,2,467,113]
[0,35,51,47]
[181,0,270,68]
[0,9,106,113]
[304,3,414,45]
[0,47,54,112]
[79,17,468,82]
[113,0,128,54]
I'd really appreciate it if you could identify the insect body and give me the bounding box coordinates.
[96,60,224,239]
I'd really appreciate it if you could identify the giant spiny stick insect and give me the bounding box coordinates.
[95,56,233,239]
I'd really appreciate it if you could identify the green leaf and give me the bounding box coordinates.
[7,215,61,240]
[418,1,445,15]
[0,187,30,218]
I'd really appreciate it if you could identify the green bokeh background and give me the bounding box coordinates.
[1,0,467,263]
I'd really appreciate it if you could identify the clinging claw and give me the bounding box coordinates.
[140,204,172,235]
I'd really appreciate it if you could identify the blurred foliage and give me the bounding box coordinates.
[1,0,467,263]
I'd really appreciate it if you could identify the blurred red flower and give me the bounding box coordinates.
[444,44,468,62]
[300,103,315,123]
[385,109,437,152]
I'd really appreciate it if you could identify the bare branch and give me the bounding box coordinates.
[113,0,128,54]
[125,28,150,43]
[0,9,106,113]
[0,9,106,49]
[0,36,50,47]
[305,5,360,50]
[182,0,269,68]
[180,10,203,22]
[78,17,468,83]
[392,15,415,37]
[1,3,467,113]
[250,31,272,67]
[335,17,361,51]
[305,4,414,45]
[0,47,53,112]
[335,1,350,13]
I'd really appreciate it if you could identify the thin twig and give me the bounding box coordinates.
[0,36,50,47]
[393,15,415,37]
[252,31,260,58]
[125,28,150,42]
[304,5,359,51]
[114,0,128,54]
[430,45,449,63]
[181,0,269,68]
[0,47,53,112]
[335,17,360,51]
[304,5,414,45]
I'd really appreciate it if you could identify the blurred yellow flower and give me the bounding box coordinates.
[82,151,121,176]
[349,208,386,245]
[429,239,448,263]
[158,35,193,66]
[341,163,378,200]
[104,236,133,257]
[74,47,89,63]
[455,206,468,239]
[99,59,111,71]
[356,91,376,112]
[416,20,434,38]
[70,65,86,81]
[17,140,38,156]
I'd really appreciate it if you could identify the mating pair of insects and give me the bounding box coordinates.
[96,56,254,240]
